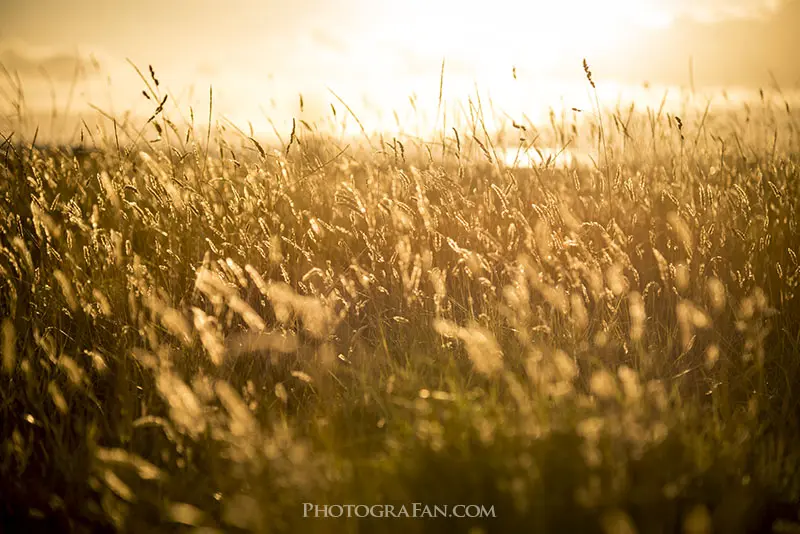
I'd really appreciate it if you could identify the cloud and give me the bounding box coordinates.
[310,28,349,54]
[589,0,800,88]
[0,42,103,81]
[657,0,785,22]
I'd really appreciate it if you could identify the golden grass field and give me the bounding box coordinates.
[1,66,800,533]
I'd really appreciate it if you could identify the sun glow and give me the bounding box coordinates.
[255,0,679,137]
[2,0,794,145]
[372,0,671,74]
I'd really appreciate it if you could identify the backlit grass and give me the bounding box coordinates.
[1,66,800,533]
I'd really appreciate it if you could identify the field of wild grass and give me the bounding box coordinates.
[1,73,800,533]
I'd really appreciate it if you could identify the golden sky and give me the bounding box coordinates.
[1,0,798,140]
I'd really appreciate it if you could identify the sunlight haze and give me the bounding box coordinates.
[1,0,798,141]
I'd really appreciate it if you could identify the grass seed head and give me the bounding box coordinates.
[2,319,15,374]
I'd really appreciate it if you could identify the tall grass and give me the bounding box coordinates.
[1,66,800,533]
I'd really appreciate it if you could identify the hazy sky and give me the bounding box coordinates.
[1,0,798,140]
